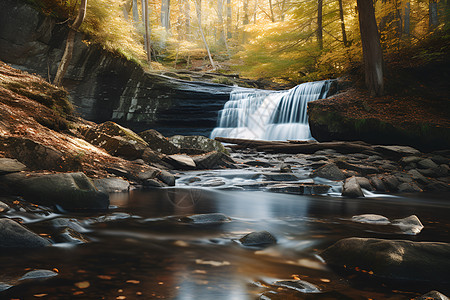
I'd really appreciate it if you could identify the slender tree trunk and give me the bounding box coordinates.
[268,0,275,22]
[217,0,225,46]
[429,0,438,28]
[185,0,190,37]
[317,0,323,50]
[227,0,232,38]
[280,0,287,21]
[132,0,139,23]
[195,0,216,69]
[53,0,87,86]
[338,0,348,46]
[143,0,152,64]
[161,0,171,30]
[253,0,258,23]
[357,0,384,96]
[243,0,249,24]
[123,0,132,20]
[404,2,410,35]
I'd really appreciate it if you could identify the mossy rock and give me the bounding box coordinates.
[169,135,229,155]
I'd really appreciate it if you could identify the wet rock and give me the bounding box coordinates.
[157,170,176,186]
[180,213,231,225]
[239,231,277,246]
[193,151,235,169]
[351,214,390,225]
[273,280,321,293]
[355,177,373,191]
[0,158,26,175]
[308,155,328,161]
[408,169,431,185]
[398,182,423,193]
[0,283,12,292]
[335,161,379,175]
[263,173,299,181]
[201,179,226,187]
[139,129,180,154]
[369,176,386,192]
[310,163,345,181]
[94,178,130,193]
[0,201,10,213]
[400,156,422,165]
[418,158,439,169]
[141,148,173,169]
[391,215,424,235]
[425,181,450,192]
[267,183,330,195]
[164,154,196,170]
[55,227,89,244]
[374,145,421,158]
[143,179,166,188]
[3,172,109,211]
[169,135,228,154]
[279,163,292,173]
[429,155,450,165]
[245,160,274,167]
[414,290,449,300]
[320,238,450,283]
[0,218,51,248]
[381,175,400,192]
[19,269,58,281]
[342,177,364,198]
[310,160,329,169]
[51,218,87,233]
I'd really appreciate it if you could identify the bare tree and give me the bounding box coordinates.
[195,0,216,69]
[338,0,348,46]
[227,0,232,38]
[357,0,384,96]
[53,0,87,86]
[161,0,170,30]
[143,0,152,64]
[317,0,323,50]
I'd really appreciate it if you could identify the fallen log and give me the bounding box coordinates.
[215,137,374,154]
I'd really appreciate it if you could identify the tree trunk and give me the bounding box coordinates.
[357,0,384,96]
[132,0,139,23]
[338,0,348,46]
[226,0,232,38]
[280,0,287,21]
[317,0,323,50]
[53,0,87,86]
[429,0,438,28]
[404,2,410,35]
[269,0,275,22]
[195,0,216,69]
[123,0,132,20]
[243,0,249,25]
[161,0,170,30]
[143,0,152,64]
[185,0,190,37]
[253,0,258,23]
[217,0,225,46]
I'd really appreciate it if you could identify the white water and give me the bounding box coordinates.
[210,80,332,141]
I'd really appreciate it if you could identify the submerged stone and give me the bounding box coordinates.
[19,269,58,281]
[0,218,51,248]
[391,215,424,235]
[351,214,391,225]
[273,279,321,293]
[239,231,277,246]
[414,291,449,300]
[180,213,231,225]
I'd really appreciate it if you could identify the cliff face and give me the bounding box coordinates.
[0,0,232,136]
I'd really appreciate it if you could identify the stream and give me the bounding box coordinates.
[1,178,449,299]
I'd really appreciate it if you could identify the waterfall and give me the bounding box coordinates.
[210,80,333,141]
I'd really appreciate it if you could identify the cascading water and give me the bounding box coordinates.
[210,80,333,141]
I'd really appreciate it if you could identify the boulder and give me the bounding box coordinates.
[164,154,196,170]
[19,269,58,281]
[310,163,345,181]
[0,158,26,175]
[370,176,386,192]
[320,237,450,283]
[239,231,277,246]
[418,158,439,169]
[351,214,390,225]
[94,178,130,193]
[180,213,231,225]
[193,151,235,169]
[267,183,330,195]
[391,215,424,235]
[263,173,300,181]
[0,218,51,248]
[400,156,422,166]
[169,135,229,154]
[139,129,180,154]
[355,177,373,191]
[342,177,364,198]
[0,201,10,213]
[414,291,449,300]
[398,182,423,193]
[374,145,421,158]
[156,170,176,186]
[381,175,400,192]
[3,172,109,211]
[335,160,379,175]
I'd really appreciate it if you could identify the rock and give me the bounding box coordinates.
[245,160,274,167]
[141,148,172,169]
[335,160,379,175]
[273,280,321,293]
[142,179,166,188]
[342,177,364,198]
[374,145,421,158]
[425,181,450,192]
[279,163,292,173]
[351,214,390,225]
[320,238,450,283]
[201,179,226,187]
[0,201,10,213]
[391,215,424,235]
[267,183,330,195]
[0,283,12,292]
[94,178,130,193]
[408,169,431,185]
[180,213,231,225]
[136,168,160,181]
[169,135,229,154]
[3,172,109,211]
[355,177,373,191]
[139,129,180,154]
[156,170,176,186]
[418,158,439,169]
[429,155,450,165]
[193,151,235,169]
[310,163,345,181]
[398,182,423,193]
[0,218,51,248]
[0,158,26,175]
[19,269,58,281]
[51,218,87,233]
[239,231,277,246]
[56,227,89,244]
[414,291,449,300]
[369,176,386,192]
[400,156,422,165]
[164,154,196,169]
[381,175,400,192]
[83,122,147,160]
[263,173,299,181]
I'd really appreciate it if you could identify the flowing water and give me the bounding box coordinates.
[210,81,333,141]
[1,184,450,299]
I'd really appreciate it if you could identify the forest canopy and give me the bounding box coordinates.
[28,0,450,84]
